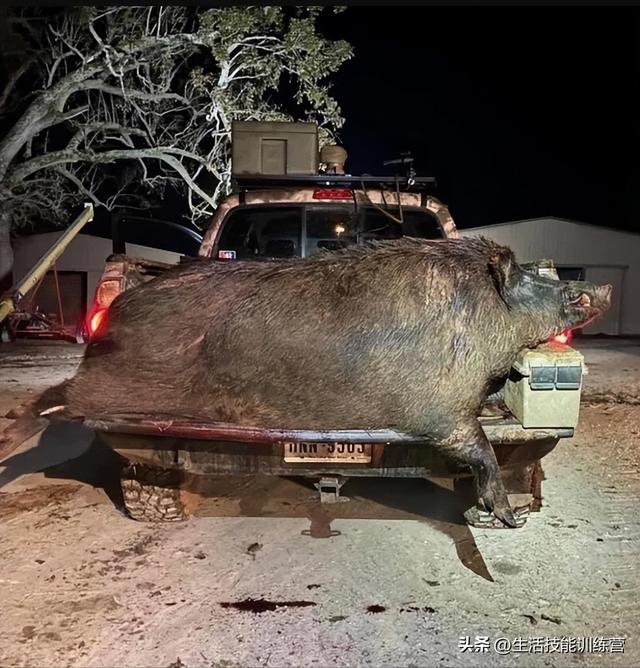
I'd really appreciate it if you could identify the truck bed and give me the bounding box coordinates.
[86,409,571,479]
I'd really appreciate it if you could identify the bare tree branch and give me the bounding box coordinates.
[0,5,352,282]
[67,122,148,149]
[8,147,219,211]
[55,165,106,208]
[77,80,189,104]
[0,54,38,111]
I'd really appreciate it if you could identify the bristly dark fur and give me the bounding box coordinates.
[56,235,603,431]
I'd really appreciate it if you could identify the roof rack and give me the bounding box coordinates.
[232,174,437,191]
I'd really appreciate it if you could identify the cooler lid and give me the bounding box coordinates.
[512,341,585,377]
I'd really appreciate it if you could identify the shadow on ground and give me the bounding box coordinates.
[1,423,493,580]
[0,422,125,509]
[188,473,495,581]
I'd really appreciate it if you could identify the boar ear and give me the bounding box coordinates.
[487,246,515,302]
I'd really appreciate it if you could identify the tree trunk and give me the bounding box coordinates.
[0,213,14,290]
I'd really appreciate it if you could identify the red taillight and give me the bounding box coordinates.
[87,307,107,337]
[312,188,352,200]
[84,277,121,339]
[552,329,572,345]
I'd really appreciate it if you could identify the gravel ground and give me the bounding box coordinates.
[0,338,639,668]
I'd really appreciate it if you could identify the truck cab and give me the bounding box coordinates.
[199,179,458,262]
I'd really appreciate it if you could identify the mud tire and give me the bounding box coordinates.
[120,464,188,522]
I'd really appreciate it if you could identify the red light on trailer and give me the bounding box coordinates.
[312,188,352,200]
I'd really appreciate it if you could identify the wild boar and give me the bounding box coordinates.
[56,237,611,527]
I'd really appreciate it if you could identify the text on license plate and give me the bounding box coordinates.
[283,442,372,463]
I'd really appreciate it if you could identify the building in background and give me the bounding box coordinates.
[11,232,184,329]
[460,217,640,336]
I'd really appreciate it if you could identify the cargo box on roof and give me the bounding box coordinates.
[231,121,318,177]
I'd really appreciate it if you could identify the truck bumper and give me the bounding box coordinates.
[85,414,572,479]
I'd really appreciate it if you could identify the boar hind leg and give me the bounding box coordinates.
[437,422,518,529]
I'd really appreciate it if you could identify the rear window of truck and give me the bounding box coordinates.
[216,204,442,260]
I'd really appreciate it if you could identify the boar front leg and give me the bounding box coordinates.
[437,421,518,528]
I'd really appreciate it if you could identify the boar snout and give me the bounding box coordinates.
[562,281,612,330]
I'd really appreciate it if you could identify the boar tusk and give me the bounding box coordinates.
[39,405,66,416]
[578,293,591,307]
[569,293,591,307]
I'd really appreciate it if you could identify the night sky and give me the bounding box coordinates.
[324,7,640,232]
[4,7,639,247]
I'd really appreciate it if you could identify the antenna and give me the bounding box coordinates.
[383,151,416,185]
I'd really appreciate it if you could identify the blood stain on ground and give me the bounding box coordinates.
[219,599,316,613]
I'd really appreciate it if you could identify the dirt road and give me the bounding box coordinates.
[0,339,639,667]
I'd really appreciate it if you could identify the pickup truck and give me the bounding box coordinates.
[85,174,582,527]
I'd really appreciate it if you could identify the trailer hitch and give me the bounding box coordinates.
[314,476,349,504]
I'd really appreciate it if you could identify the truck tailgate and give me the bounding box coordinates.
[83,413,573,445]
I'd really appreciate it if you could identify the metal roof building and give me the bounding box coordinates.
[460,217,640,336]
[11,232,182,329]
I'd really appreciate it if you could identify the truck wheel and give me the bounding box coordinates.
[120,464,188,522]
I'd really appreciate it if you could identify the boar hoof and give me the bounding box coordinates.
[493,504,518,528]
[464,504,530,529]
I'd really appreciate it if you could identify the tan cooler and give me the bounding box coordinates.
[504,341,585,429]
[231,121,319,176]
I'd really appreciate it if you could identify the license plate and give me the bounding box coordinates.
[283,442,372,463]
